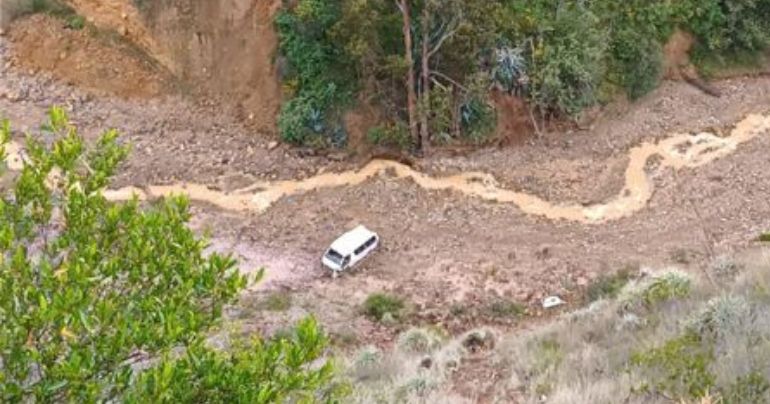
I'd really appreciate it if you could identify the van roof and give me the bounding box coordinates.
[329,225,377,256]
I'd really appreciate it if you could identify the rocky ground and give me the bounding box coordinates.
[3,15,770,401]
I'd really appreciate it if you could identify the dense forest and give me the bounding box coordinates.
[275,0,770,150]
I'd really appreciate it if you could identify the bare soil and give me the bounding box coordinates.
[7,14,169,98]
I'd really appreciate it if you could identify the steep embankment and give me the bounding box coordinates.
[63,0,283,133]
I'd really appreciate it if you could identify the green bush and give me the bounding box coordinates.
[367,124,412,150]
[362,293,405,322]
[722,372,770,404]
[127,318,348,403]
[65,15,86,30]
[640,272,692,306]
[631,332,716,400]
[758,233,770,242]
[610,28,664,100]
[275,0,355,147]
[0,108,343,402]
[677,0,770,54]
[529,4,607,116]
[586,268,634,302]
[486,298,526,318]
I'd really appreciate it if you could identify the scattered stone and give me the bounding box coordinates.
[267,141,279,150]
[542,296,565,309]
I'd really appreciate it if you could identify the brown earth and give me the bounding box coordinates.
[64,0,283,135]
[7,14,169,98]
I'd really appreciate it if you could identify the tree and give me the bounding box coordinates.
[0,108,343,402]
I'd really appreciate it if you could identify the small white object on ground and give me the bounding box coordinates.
[542,296,565,309]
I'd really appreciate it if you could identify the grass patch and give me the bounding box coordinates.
[758,233,770,242]
[261,291,292,312]
[694,49,769,80]
[362,293,405,322]
[485,298,526,319]
[586,267,635,302]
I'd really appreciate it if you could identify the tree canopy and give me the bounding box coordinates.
[0,108,343,403]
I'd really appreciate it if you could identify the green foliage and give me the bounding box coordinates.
[758,233,770,242]
[526,3,607,116]
[609,28,664,100]
[29,0,79,20]
[631,332,716,399]
[273,0,770,148]
[65,15,86,30]
[722,372,770,404]
[676,0,770,55]
[362,293,405,322]
[275,0,355,147]
[367,124,412,150]
[586,268,634,302]
[127,317,347,403]
[640,272,692,306]
[0,109,342,402]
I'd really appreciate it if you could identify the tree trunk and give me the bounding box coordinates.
[419,6,431,152]
[398,0,420,148]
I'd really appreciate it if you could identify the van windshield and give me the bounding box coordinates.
[325,249,345,265]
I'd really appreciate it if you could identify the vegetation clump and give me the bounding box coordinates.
[362,293,405,322]
[586,267,635,302]
[276,0,770,151]
[0,109,344,402]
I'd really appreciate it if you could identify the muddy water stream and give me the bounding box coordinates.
[6,114,770,224]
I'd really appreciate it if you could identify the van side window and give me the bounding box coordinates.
[365,236,376,247]
[354,245,365,255]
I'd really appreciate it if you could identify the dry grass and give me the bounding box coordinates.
[342,327,494,403]
[341,249,770,403]
[489,252,770,403]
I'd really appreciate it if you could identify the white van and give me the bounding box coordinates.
[322,225,380,273]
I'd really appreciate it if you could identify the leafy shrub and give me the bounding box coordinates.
[362,293,405,322]
[640,271,692,306]
[631,332,716,400]
[710,254,741,278]
[609,28,664,100]
[460,97,496,143]
[367,124,412,150]
[127,317,347,403]
[586,267,634,302]
[758,233,770,242]
[397,328,444,354]
[0,109,345,402]
[722,372,770,404]
[677,0,770,55]
[486,298,526,318]
[65,15,86,30]
[687,295,750,338]
[275,0,355,147]
[528,4,607,116]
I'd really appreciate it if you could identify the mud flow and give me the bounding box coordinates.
[7,114,770,224]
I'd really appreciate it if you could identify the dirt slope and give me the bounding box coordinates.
[62,0,283,134]
[7,14,168,98]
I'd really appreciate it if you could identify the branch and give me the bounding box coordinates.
[427,10,462,58]
[431,71,468,92]
[394,0,404,14]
